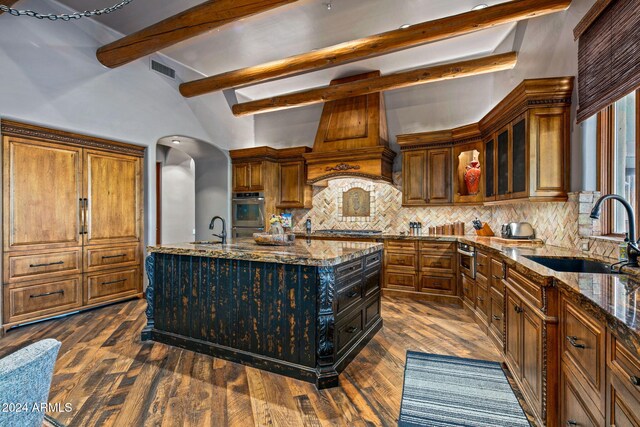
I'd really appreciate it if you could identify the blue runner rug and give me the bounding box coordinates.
[398,352,530,427]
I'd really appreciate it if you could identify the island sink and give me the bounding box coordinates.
[523,255,618,274]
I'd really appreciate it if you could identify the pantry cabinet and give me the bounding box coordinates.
[1,120,145,333]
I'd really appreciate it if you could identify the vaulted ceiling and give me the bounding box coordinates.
[56,0,518,101]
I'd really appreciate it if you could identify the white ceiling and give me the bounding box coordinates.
[55,0,517,100]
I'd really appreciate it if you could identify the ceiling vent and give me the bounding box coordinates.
[150,59,176,79]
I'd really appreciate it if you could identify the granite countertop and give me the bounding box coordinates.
[147,238,383,267]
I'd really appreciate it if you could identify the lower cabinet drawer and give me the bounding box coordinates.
[4,249,82,283]
[364,295,380,328]
[489,288,504,342]
[336,310,364,356]
[561,297,606,412]
[85,267,140,305]
[385,252,417,270]
[337,279,363,315]
[475,282,488,317]
[608,369,640,427]
[364,269,381,297]
[418,274,455,296]
[85,244,140,272]
[4,277,82,324]
[420,253,455,273]
[462,275,475,304]
[384,271,416,291]
[561,365,602,427]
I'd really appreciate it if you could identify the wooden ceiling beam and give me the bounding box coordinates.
[180,0,570,98]
[96,0,298,68]
[231,52,518,116]
[0,1,19,15]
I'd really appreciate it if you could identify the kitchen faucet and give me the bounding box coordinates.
[590,194,639,268]
[209,216,227,245]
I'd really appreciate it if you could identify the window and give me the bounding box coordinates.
[598,90,639,237]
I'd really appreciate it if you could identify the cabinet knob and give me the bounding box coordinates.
[566,336,586,349]
[631,375,640,386]
[514,305,523,314]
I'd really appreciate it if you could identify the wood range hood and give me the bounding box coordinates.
[303,71,396,186]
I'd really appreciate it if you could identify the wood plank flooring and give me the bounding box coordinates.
[0,297,503,427]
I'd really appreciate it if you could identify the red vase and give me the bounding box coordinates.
[464,160,481,195]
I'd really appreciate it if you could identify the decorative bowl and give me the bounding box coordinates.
[253,232,296,246]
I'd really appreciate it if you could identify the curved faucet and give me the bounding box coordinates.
[209,216,227,245]
[590,194,639,267]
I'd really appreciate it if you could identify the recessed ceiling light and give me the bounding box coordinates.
[172,140,180,145]
[472,4,489,10]
[399,24,411,29]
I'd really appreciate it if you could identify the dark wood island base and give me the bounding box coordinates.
[142,241,383,388]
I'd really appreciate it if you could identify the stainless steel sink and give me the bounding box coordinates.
[522,256,620,274]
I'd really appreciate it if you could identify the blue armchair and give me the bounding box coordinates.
[0,339,61,427]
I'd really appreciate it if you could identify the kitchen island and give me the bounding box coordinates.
[142,238,383,388]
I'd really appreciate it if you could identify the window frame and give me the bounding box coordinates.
[596,88,640,238]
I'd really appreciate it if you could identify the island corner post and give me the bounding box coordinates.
[141,242,383,388]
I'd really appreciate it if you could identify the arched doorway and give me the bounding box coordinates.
[156,136,229,244]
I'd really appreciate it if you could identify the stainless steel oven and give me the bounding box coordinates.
[232,192,265,229]
[458,242,476,279]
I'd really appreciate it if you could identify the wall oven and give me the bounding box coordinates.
[458,242,476,279]
[232,192,265,235]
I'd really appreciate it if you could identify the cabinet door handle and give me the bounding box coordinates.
[566,421,577,426]
[345,326,358,334]
[477,296,484,302]
[101,279,127,286]
[102,254,126,260]
[79,198,85,235]
[346,290,359,298]
[30,290,64,299]
[492,275,503,280]
[566,336,586,349]
[492,315,501,321]
[514,305,523,314]
[630,375,640,386]
[83,198,88,234]
[29,261,64,268]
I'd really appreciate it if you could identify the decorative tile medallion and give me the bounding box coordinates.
[342,187,371,218]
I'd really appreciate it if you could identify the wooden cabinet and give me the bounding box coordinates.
[383,240,458,303]
[399,78,572,206]
[277,152,312,209]
[1,120,145,333]
[607,333,640,427]
[401,150,428,205]
[3,138,84,252]
[560,365,602,427]
[84,150,142,246]
[503,267,558,427]
[232,161,263,191]
[400,147,451,206]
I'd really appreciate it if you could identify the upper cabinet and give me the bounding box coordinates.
[399,77,574,206]
[232,161,263,192]
[229,146,313,211]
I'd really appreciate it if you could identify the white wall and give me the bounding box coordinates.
[0,0,254,247]
[157,146,196,244]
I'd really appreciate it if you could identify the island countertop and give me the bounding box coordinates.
[147,238,383,266]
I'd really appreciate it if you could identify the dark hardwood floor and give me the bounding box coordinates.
[0,297,503,427]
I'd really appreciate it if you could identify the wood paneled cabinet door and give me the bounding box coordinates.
[505,289,523,374]
[401,148,451,206]
[3,137,84,251]
[402,150,428,205]
[277,161,309,209]
[426,148,452,204]
[233,162,263,191]
[84,150,142,246]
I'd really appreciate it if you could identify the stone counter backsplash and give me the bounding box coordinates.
[288,178,619,260]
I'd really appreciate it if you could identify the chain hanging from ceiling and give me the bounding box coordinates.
[0,0,135,21]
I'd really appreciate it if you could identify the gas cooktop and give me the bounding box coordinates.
[315,229,383,235]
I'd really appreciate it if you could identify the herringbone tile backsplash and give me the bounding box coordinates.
[289,179,620,259]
